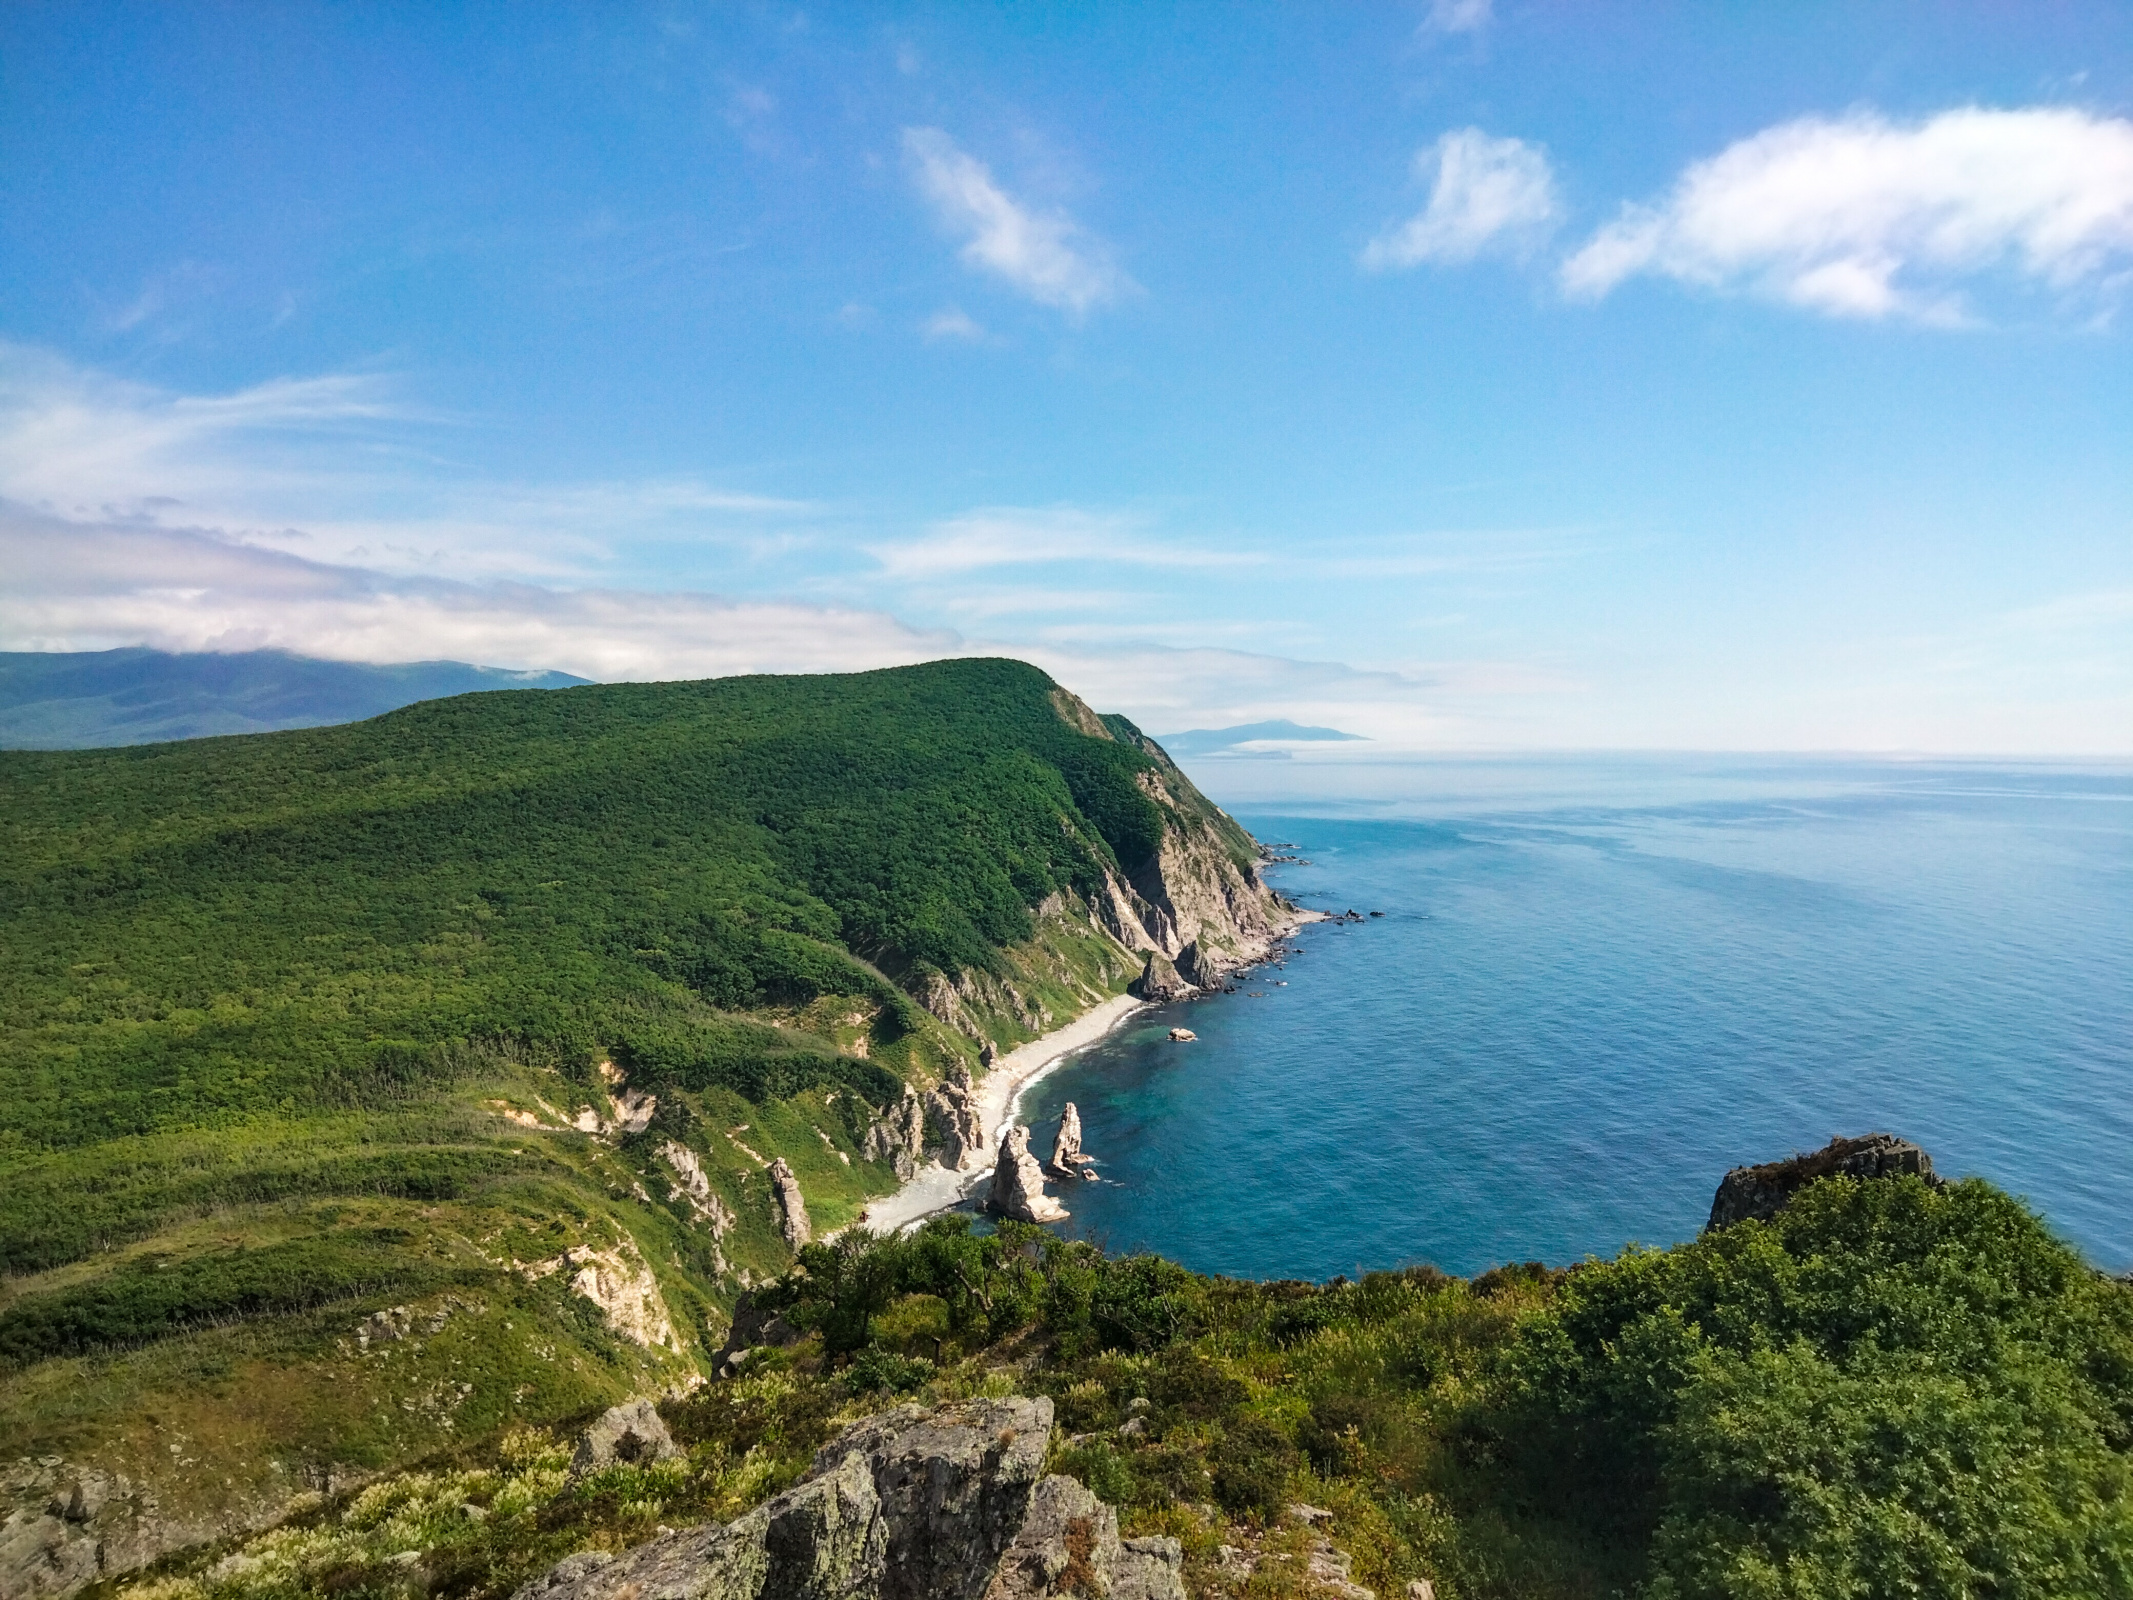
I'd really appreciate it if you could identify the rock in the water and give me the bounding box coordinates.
[924,1065,987,1173]
[1128,951,1196,1003]
[1048,1103,1093,1179]
[768,1157,812,1250]
[572,1400,685,1478]
[1167,1028,1196,1043]
[1708,1133,1943,1230]
[988,1125,1068,1223]
[514,1396,1072,1600]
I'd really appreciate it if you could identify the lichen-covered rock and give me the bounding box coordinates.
[988,1126,1067,1223]
[571,1399,685,1478]
[514,1397,1054,1600]
[769,1157,812,1250]
[1708,1133,1943,1230]
[988,1473,1185,1600]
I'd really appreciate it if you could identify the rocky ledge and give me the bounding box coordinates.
[512,1396,1183,1600]
[1708,1132,1942,1230]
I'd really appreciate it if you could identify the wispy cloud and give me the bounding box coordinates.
[1561,107,2133,321]
[1363,130,1559,270]
[1421,0,1493,36]
[0,344,814,583]
[868,505,1263,578]
[0,500,1473,743]
[922,306,987,342]
[902,127,1133,314]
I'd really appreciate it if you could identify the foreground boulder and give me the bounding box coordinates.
[1708,1133,1942,1230]
[513,1396,1184,1600]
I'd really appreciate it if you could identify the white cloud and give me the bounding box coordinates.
[868,506,1264,579]
[922,307,987,342]
[1362,129,1559,270]
[0,343,813,583]
[1422,0,1492,35]
[0,503,951,681]
[1561,106,2133,321]
[902,127,1132,313]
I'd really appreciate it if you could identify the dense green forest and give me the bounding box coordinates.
[113,1172,2133,1600]
[0,658,1261,1555]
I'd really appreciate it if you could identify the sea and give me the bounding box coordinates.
[1015,756,2133,1280]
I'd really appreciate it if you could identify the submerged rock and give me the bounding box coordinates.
[1708,1133,1942,1230]
[515,1396,1183,1600]
[988,1125,1068,1223]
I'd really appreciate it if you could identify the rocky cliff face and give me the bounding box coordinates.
[1708,1133,1942,1230]
[512,1397,1184,1600]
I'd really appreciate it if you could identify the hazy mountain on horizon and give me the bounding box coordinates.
[1158,719,1367,757]
[0,647,589,749]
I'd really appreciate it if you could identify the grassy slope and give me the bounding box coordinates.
[109,1177,2133,1600]
[0,658,1208,1528]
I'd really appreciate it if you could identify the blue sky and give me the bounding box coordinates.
[2,2,2129,752]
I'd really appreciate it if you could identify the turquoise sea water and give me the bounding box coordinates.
[1018,758,2133,1280]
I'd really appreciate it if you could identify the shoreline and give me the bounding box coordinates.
[857,992,1146,1234]
[857,899,1322,1236]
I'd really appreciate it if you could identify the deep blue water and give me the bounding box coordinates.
[1018,758,2133,1279]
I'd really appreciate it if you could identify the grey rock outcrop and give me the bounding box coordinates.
[1128,951,1196,1004]
[989,1473,1186,1600]
[514,1396,1184,1600]
[768,1158,812,1250]
[572,1400,685,1478]
[711,1290,803,1377]
[924,1065,986,1173]
[862,1089,928,1181]
[1708,1133,1943,1230]
[988,1126,1068,1223]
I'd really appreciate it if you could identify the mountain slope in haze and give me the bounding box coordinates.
[1158,719,1366,756]
[0,658,1291,1591]
[0,648,590,749]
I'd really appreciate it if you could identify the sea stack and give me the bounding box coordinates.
[988,1125,1068,1222]
[1050,1102,1097,1180]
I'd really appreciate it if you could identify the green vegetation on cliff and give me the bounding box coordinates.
[0,658,1270,1552]
[111,1172,2133,1600]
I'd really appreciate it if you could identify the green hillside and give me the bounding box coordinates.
[0,658,1263,1559]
